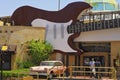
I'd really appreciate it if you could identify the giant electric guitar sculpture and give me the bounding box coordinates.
[10,2,92,54]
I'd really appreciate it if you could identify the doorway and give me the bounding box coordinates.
[80,52,109,67]
[83,56,105,66]
[0,52,11,70]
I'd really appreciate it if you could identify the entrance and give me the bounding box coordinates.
[80,52,109,67]
[0,52,11,70]
[83,56,105,66]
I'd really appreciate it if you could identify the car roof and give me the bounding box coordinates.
[41,60,62,63]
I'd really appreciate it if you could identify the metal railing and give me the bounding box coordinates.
[67,10,120,33]
[3,72,48,80]
[68,66,117,80]
[3,66,117,80]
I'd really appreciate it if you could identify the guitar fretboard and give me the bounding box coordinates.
[67,11,120,33]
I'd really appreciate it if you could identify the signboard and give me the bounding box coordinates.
[1,46,8,51]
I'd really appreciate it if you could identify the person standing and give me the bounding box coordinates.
[95,58,101,79]
[89,58,96,78]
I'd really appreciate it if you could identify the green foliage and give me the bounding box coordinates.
[3,69,29,78]
[16,58,23,69]
[15,39,53,69]
[16,58,34,69]
[28,40,53,65]
[22,60,34,68]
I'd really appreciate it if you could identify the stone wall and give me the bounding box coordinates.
[0,26,46,69]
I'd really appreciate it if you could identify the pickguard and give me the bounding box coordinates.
[31,19,77,52]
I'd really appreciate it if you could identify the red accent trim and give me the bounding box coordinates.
[68,33,84,55]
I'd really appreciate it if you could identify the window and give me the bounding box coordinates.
[55,62,63,66]
[79,42,110,52]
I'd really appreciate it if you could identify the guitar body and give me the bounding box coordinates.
[32,19,77,53]
[10,2,92,54]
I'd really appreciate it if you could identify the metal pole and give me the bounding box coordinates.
[116,0,119,11]
[0,45,8,80]
[118,2,120,11]
[0,51,3,80]
[58,0,60,10]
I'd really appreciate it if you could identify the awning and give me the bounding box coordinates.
[0,45,16,53]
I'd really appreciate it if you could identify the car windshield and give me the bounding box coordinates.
[40,62,54,66]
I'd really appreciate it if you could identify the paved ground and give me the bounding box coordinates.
[32,75,115,80]
[51,76,114,80]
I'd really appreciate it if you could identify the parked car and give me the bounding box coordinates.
[30,60,66,78]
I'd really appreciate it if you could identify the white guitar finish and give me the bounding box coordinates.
[31,19,77,52]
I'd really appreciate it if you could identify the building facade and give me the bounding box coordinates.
[85,0,119,11]
[2,1,120,69]
[0,26,45,69]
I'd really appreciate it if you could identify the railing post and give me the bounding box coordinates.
[111,67,116,80]
[47,69,49,80]
[37,72,39,80]
[113,67,117,80]
[58,66,60,78]
[62,71,64,80]
[18,72,19,80]
[83,66,85,76]
[69,66,72,79]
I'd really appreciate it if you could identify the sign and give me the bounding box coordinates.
[1,46,8,51]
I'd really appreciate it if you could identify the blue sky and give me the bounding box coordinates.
[0,0,83,17]
[0,0,120,17]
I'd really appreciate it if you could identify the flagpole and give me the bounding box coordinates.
[118,2,120,11]
[117,0,120,10]
[58,0,60,10]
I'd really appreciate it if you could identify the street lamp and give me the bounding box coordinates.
[0,45,8,80]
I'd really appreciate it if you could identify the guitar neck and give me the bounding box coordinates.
[67,12,120,33]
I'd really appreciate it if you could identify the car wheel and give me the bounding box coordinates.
[60,73,65,77]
